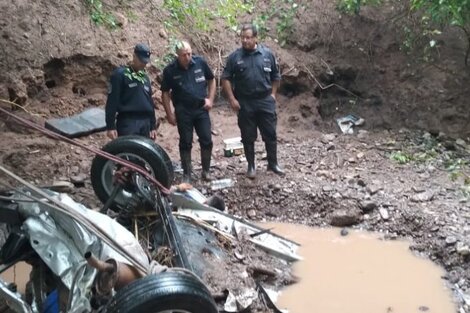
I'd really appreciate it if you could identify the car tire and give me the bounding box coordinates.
[90,136,174,209]
[105,271,218,313]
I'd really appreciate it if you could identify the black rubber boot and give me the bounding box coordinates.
[244,143,256,179]
[201,147,212,181]
[180,149,192,183]
[266,141,285,176]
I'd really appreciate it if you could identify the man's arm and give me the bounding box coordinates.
[221,79,240,112]
[105,69,122,139]
[221,55,240,112]
[204,79,216,111]
[208,79,216,102]
[148,83,157,130]
[221,79,234,101]
[105,70,121,129]
[270,52,281,100]
[160,67,176,125]
[271,80,280,100]
[201,58,216,110]
[162,91,176,125]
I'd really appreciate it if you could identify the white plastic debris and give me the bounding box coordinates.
[224,289,258,312]
[336,114,365,134]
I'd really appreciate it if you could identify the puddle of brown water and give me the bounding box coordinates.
[264,223,456,313]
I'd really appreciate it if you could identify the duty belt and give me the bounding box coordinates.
[236,90,271,100]
[176,99,205,109]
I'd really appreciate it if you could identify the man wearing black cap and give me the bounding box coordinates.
[105,43,157,140]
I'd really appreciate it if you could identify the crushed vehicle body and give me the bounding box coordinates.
[0,136,300,313]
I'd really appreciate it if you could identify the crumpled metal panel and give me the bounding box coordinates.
[18,191,149,313]
[45,193,149,269]
[23,217,92,312]
[171,193,301,262]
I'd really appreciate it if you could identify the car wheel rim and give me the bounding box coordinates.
[100,152,156,207]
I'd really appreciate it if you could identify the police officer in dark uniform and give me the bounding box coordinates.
[161,41,216,182]
[221,24,284,179]
[105,43,157,140]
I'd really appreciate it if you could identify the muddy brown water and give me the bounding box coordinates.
[264,223,456,313]
[0,225,456,313]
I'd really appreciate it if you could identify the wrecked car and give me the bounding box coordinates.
[0,136,300,313]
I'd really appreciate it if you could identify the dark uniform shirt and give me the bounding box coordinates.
[160,55,215,108]
[221,44,281,99]
[105,66,156,130]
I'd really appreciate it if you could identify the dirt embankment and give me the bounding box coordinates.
[1,0,470,312]
[1,1,469,137]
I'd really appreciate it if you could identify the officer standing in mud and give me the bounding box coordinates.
[105,43,157,140]
[221,23,284,179]
[161,41,216,182]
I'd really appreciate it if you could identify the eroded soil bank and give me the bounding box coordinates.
[0,0,469,312]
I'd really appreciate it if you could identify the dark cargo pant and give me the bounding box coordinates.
[175,106,213,151]
[237,94,277,146]
[116,113,154,138]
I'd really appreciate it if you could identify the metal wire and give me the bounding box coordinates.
[0,195,44,202]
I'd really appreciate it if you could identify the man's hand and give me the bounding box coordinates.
[229,98,240,112]
[271,93,277,101]
[203,98,213,111]
[176,182,193,192]
[166,113,176,126]
[107,130,118,140]
[149,130,157,140]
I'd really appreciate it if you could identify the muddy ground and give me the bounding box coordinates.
[0,0,470,312]
[1,102,470,312]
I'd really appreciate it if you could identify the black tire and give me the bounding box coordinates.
[105,271,218,313]
[90,136,174,208]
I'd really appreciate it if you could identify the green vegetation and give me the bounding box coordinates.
[163,0,211,32]
[389,134,470,188]
[124,67,147,84]
[253,0,300,46]
[411,0,470,65]
[83,0,300,61]
[445,157,469,182]
[337,0,381,15]
[400,16,443,63]
[84,0,117,29]
[152,37,181,70]
[446,157,470,199]
[161,0,300,48]
[216,0,256,31]
[162,0,255,32]
[126,9,139,22]
[411,0,470,32]
[390,151,413,164]
[336,0,470,64]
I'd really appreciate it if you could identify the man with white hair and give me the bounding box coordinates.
[161,41,216,182]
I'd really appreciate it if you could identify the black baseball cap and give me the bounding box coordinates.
[134,43,151,64]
